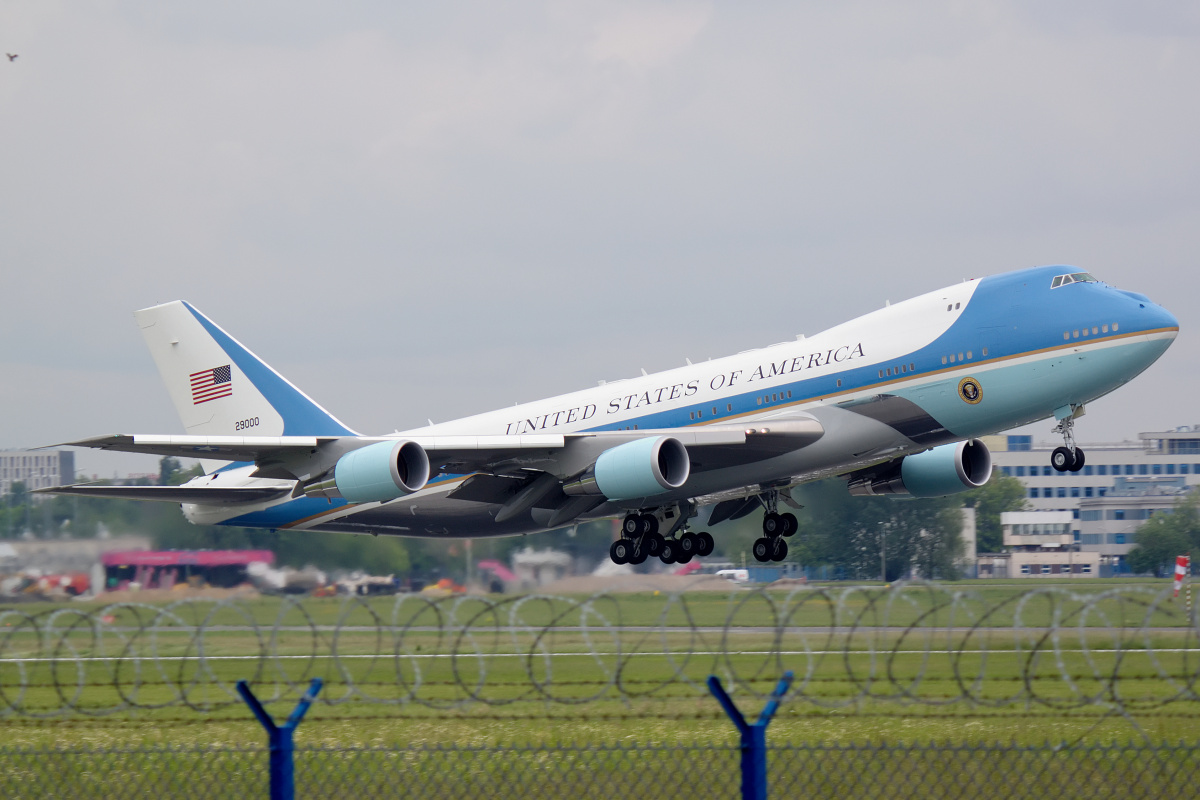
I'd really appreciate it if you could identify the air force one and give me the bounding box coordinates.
[40,265,1178,566]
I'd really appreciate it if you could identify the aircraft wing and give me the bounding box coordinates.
[31,484,292,503]
[53,417,823,477]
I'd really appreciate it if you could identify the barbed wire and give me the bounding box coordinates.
[1,582,1198,719]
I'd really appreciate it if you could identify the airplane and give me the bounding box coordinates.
[39,265,1178,566]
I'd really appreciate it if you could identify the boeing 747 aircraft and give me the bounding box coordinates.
[40,265,1178,565]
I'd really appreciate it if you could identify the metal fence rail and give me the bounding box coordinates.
[2,741,1198,800]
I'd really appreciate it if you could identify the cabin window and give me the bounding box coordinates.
[1113,322,1119,331]
[727,403,732,412]
[712,407,717,415]
[1092,327,1098,335]
[1073,330,1079,338]
[836,379,842,387]
[966,351,972,360]
[1102,324,1108,333]
[946,304,952,311]
[786,390,792,399]
[1063,332,1070,340]
[757,397,763,405]
[955,302,960,309]
[941,356,947,365]
[981,348,988,357]
[910,363,916,371]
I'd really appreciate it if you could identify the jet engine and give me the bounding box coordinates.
[563,436,690,502]
[847,439,992,498]
[304,440,431,503]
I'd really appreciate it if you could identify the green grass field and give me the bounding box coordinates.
[2,581,1198,749]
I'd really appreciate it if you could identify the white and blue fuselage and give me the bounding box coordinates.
[172,265,1175,538]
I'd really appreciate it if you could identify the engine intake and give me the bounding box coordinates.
[304,440,431,504]
[563,436,690,501]
[847,439,991,498]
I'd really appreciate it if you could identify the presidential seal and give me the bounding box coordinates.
[958,377,982,405]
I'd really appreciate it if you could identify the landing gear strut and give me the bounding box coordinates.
[1051,412,1086,473]
[754,490,796,563]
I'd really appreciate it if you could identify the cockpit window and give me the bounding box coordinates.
[1051,272,1098,289]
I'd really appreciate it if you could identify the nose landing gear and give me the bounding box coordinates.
[1051,409,1086,473]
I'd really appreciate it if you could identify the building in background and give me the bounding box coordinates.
[985,511,1100,578]
[984,427,1200,573]
[1,450,75,495]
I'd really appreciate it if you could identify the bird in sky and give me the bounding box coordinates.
[5,54,16,62]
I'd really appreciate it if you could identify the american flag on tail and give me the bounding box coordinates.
[191,365,233,404]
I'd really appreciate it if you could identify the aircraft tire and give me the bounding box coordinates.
[628,547,647,566]
[659,540,677,564]
[763,512,783,536]
[697,531,715,557]
[676,550,693,564]
[610,539,631,565]
[640,514,659,535]
[753,538,772,563]
[1070,448,1086,472]
[622,516,641,537]
[1051,447,1073,472]
[679,532,699,556]
[781,513,798,537]
[645,532,664,556]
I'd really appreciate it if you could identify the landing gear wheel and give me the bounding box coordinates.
[659,540,678,564]
[763,513,784,537]
[679,532,699,557]
[1051,447,1073,473]
[1070,448,1086,472]
[697,531,715,557]
[780,513,798,537]
[639,514,659,535]
[610,539,632,565]
[753,537,772,563]
[628,546,647,565]
[645,532,664,556]
[622,516,641,537]
[772,539,788,562]
[676,550,694,564]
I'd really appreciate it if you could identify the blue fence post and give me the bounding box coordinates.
[237,678,323,800]
[707,671,794,800]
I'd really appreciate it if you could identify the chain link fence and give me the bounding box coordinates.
[2,741,1198,799]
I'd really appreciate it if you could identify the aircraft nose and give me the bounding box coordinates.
[1156,302,1180,333]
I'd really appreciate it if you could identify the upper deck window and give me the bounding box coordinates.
[1051,272,1098,289]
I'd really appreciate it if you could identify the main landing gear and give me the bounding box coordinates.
[752,490,797,563]
[1050,411,1086,473]
[609,512,715,566]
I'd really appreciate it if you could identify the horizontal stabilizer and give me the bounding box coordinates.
[33,484,292,504]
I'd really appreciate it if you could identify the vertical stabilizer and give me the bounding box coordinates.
[134,301,358,439]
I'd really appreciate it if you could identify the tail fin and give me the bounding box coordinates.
[135,301,358,438]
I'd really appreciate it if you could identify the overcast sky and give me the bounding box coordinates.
[3,1,1199,479]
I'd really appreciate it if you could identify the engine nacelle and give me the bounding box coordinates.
[847,439,992,498]
[563,436,690,501]
[304,440,431,504]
